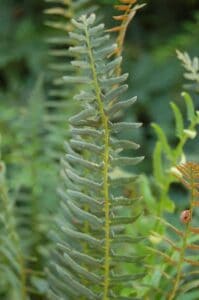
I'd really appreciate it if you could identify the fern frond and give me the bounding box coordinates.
[176,162,199,191]
[107,0,145,74]
[48,14,143,299]
[0,136,28,300]
[176,50,199,92]
[4,78,50,297]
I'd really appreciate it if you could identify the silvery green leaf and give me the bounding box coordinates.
[104,84,128,102]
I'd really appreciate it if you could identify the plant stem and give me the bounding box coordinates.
[168,173,194,300]
[168,224,189,300]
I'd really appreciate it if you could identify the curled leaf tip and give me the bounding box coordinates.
[183,129,197,139]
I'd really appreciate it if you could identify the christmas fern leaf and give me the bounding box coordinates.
[48,14,143,299]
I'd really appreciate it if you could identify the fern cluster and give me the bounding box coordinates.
[0,1,198,299]
[48,13,144,300]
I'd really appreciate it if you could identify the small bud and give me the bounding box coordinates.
[149,234,162,244]
[179,153,186,164]
[170,167,182,178]
[80,14,87,22]
[180,210,191,224]
[87,13,96,25]
[183,129,197,139]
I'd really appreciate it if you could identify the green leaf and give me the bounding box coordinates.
[112,156,144,166]
[104,84,128,102]
[181,91,195,121]
[163,196,175,213]
[61,226,102,248]
[63,252,101,283]
[108,96,137,116]
[151,123,172,159]
[139,175,156,211]
[152,141,164,183]
[110,122,142,133]
[55,264,97,299]
[170,102,184,138]
[179,280,199,294]
[65,200,103,228]
[57,244,102,267]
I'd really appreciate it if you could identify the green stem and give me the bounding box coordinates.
[168,223,189,300]
[84,22,110,300]
[168,175,194,300]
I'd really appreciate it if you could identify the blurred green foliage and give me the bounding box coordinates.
[0,0,198,299]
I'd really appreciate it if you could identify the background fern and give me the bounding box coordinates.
[0,78,52,298]
[44,0,96,161]
[0,135,30,299]
[177,50,199,93]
